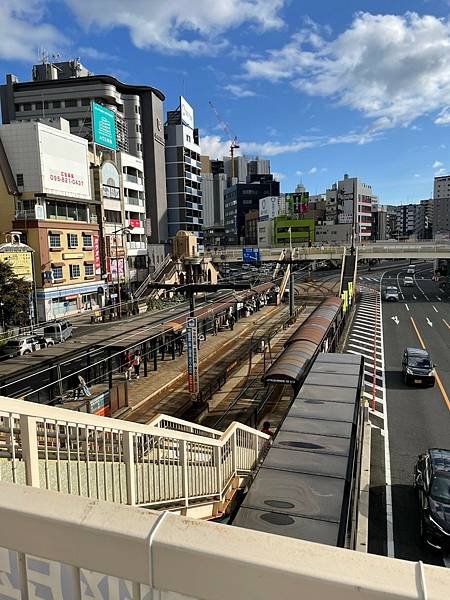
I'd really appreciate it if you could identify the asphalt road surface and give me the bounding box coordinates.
[373,262,450,566]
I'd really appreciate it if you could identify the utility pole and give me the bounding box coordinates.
[289,227,295,317]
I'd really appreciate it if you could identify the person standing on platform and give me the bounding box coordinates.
[133,351,141,380]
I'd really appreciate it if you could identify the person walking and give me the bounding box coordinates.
[124,350,134,380]
[133,351,141,380]
[229,313,235,331]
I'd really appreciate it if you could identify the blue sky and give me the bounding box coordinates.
[2,1,450,203]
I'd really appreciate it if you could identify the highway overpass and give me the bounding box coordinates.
[202,242,450,262]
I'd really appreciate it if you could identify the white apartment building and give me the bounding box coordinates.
[119,152,148,285]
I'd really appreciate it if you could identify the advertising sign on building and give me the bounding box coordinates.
[243,248,260,264]
[129,218,142,229]
[180,96,194,129]
[107,258,125,282]
[92,102,117,150]
[186,317,199,397]
[93,236,101,275]
[0,250,33,282]
[39,128,91,201]
[259,196,286,221]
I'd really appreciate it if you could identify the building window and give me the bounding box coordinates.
[82,234,93,247]
[85,264,94,276]
[23,103,32,111]
[67,233,78,248]
[16,174,24,186]
[81,98,91,106]
[65,99,77,108]
[52,266,63,280]
[14,104,21,112]
[68,119,79,129]
[49,233,61,248]
[52,100,61,108]
[69,264,80,279]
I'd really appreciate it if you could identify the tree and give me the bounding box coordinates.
[0,260,32,328]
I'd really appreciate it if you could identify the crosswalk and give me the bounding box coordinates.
[346,288,386,427]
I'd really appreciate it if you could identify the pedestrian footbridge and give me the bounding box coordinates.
[0,397,268,518]
[203,241,450,262]
[0,397,449,598]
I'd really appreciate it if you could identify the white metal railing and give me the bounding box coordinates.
[0,397,268,510]
[1,481,448,600]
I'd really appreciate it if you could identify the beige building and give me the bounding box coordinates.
[0,119,104,321]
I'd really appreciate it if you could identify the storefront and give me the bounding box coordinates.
[36,281,107,322]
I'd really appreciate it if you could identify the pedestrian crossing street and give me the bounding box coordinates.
[346,287,386,429]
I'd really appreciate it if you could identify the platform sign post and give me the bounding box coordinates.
[186,317,199,399]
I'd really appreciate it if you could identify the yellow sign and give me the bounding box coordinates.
[0,252,33,282]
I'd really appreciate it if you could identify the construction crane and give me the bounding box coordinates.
[208,100,240,179]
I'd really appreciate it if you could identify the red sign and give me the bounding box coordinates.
[129,219,142,229]
[93,235,101,275]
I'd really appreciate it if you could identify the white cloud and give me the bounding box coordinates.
[321,167,328,172]
[273,172,286,181]
[65,0,285,54]
[435,167,447,175]
[201,123,383,159]
[308,166,317,174]
[433,160,443,168]
[440,143,447,149]
[0,0,65,61]
[224,83,256,98]
[243,12,450,129]
[414,173,421,178]
[296,170,304,176]
[78,46,114,61]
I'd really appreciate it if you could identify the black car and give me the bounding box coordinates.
[402,347,435,386]
[414,449,450,551]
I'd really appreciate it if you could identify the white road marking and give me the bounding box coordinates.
[413,295,417,300]
[437,297,442,302]
[426,317,433,327]
[391,315,399,325]
[405,304,410,311]
[432,306,438,313]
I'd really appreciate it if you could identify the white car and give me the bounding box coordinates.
[384,286,399,302]
[1,336,42,358]
[404,276,414,286]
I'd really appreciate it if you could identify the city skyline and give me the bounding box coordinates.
[2,1,450,204]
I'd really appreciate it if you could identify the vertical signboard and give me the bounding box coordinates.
[93,235,101,275]
[92,102,117,150]
[186,317,199,397]
[180,96,194,129]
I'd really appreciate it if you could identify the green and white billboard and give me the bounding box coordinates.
[92,102,117,150]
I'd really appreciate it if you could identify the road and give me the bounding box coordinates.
[366,262,450,566]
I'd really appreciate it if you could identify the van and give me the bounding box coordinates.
[43,320,73,343]
[402,347,435,386]
[384,286,399,302]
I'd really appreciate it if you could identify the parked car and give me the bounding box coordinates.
[384,286,399,302]
[43,320,73,343]
[35,335,56,348]
[404,276,414,286]
[402,347,435,386]
[407,266,415,275]
[414,448,450,551]
[0,336,42,358]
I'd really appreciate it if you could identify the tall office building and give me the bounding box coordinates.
[224,174,280,245]
[416,199,433,240]
[164,97,203,239]
[223,156,271,184]
[0,59,168,243]
[433,176,450,237]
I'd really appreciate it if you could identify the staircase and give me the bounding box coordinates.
[339,247,358,296]
[134,255,176,300]
[0,396,268,518]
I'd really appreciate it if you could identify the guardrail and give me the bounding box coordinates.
[0,397,268,511]
[0,481,447,600]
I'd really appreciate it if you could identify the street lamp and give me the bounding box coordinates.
[111,224,133,318]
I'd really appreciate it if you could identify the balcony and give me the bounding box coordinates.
[127,241,147,250]
[124,195,145,208]
[124,173,144,186]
